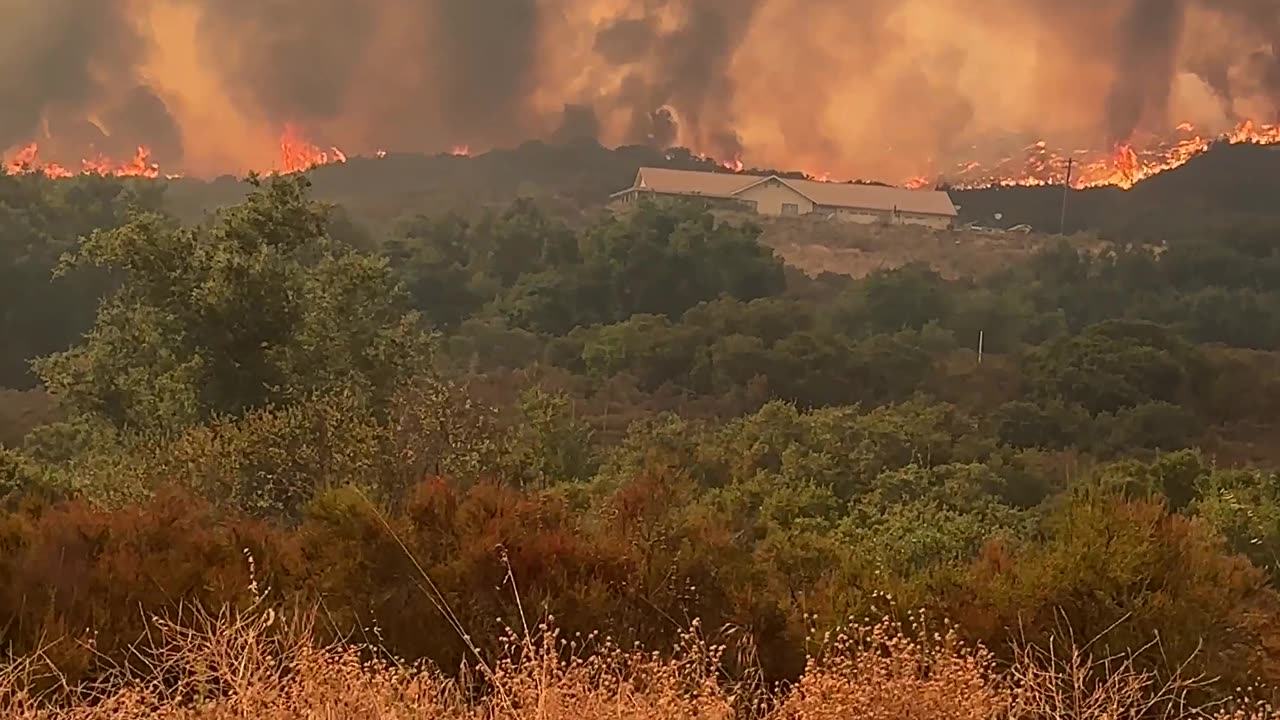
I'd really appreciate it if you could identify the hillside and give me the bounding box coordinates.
[954,142,1280,237]
[153,138,1280,247]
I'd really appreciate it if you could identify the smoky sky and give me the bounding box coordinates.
[0,0,147,155]
[1105,0,1188,142]
[2,0,1278,177]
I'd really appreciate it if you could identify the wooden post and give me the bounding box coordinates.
[1059,157,1074,235]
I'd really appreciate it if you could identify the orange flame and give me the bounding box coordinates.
[6,117,1279,192]
[278,124,347,173]
[3,142,161,179]
[942,119,1280,191]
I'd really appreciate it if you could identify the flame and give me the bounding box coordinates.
[6,116,1280,193]
[3,142,162,179]
[940,119,1280,191]
[278,124,347,173]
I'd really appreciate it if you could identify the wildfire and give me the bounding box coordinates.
[278,124,347,173]
[3,143,162,179]
[5,117,1279,192]
[942,119,1280,191]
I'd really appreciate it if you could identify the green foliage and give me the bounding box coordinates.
[33,174,432,434]
[502,387,597,488]
[992,399,1090,450]
[0,174,164,388]
[1195,465,1280,579]
[953,488,1271,684]
[577,202,785,321]
[835,262,954,335]
[0,447,38,503]
[9,165,1280,698]
[1025,319,1210,415]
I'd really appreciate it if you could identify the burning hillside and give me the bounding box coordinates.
[6,118,1279,193]
[3,126,348,179]
[940,119,1280,190]
[4,144,163,179]
[1,0,1277,186]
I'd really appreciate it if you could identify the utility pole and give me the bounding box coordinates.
[1059,157,1074,235]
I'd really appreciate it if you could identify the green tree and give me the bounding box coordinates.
[580,201,785,320]
[34,174,431,434]
[383,212,485,331]
[1024,319,1209,415]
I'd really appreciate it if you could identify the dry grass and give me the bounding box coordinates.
[743,214,1108,280]
[4,602,1278,720]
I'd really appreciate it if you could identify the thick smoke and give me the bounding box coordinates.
[0,0,183,164]
[2,0,1278,179]
[1105,0,1188,142]
[593,0,763,160]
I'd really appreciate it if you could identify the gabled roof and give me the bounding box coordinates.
[612,167,957,217]
[620,167,754,199]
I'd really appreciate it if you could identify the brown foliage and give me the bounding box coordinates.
[3,476,1280,703]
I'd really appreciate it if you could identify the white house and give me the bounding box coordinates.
[611,167,958,229]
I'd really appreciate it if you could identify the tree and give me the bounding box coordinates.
[0,174,159,388]
[1024,319,1210,415]
[580,202,785,321]
[836,263,954,335]
[34,174,432,434]
[383,212,485,331]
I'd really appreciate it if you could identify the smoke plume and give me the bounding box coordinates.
[1,0,1278,180]
[1105,0,1188,142]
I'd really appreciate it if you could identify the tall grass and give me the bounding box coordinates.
[3,600,1276,719]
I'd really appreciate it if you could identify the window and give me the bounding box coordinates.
[781,203,799,216]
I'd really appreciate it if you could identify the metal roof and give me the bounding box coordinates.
[613,167,958,217]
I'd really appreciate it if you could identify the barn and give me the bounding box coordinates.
[611,167,958,229]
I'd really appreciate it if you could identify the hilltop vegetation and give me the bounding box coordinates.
[6,168,1280,713]
[149,138,1280,234]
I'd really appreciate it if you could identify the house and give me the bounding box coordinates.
[610,167,958,229]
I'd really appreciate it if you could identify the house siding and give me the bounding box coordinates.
[902,213,953,230]
[612,170,957,228]
[816,204,952,229]
[818,206,889,224]
[734,178,814,216]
